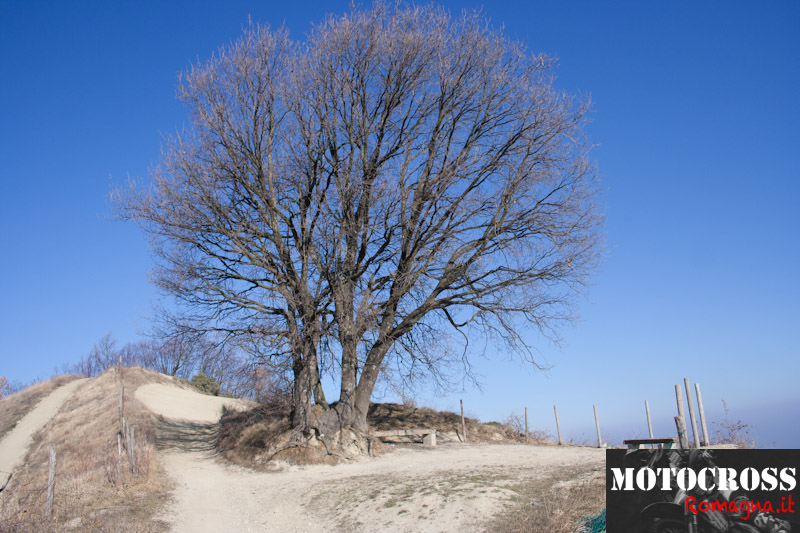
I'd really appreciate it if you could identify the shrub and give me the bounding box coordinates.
[712,399,756,448]
[191,373,220,396]
[0,376,11,399]
[500,413,554,444]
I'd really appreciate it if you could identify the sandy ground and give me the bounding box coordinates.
[0,379,87,483]
[135,382,605,533]
[135,383,251,423]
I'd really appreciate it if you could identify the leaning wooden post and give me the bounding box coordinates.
[46,445,56,517]
[695,383,710,446]
[674,415,689,448]
[524,407,529,443]
[118,378,124,432]
[460,399,467,443]
[130,427,137,475]
[554,405,564,445]
[593,404,603,447]
[116,433,122,485]
[645,400,655,448]
[674,385,687,442]
[684,378,701,448]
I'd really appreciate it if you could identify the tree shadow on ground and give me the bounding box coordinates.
[154,415,219,454]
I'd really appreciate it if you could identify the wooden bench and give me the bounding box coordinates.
[373,428,437,446]
[623,437,678,450]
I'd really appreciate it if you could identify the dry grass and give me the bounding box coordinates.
[216,402,294,469]
[368,403,535,444]
[491,465,605,533]
[0,375,81,442]
[217,402,550,471]
[711,399,757,448]
[0,368,178,532]
[217,399,350,467]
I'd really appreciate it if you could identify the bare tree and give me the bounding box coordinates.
[69,332,119,377]
[117,3,602,452]
[63,332,125,377]
[0,376,12,399]
[150,335,197,377]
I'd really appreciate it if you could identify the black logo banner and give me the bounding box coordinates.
[606,449,799,532]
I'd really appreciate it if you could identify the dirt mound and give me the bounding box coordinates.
[216,401,537,471]
[367,402,523,444]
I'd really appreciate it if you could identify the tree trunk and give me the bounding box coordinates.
[313,376,328,408]
[333,280,359,421]
[333,344,387,434]
[290,330,321,434]
[350,358,381,432]
[291,357,313,434]
[335,340,358,424]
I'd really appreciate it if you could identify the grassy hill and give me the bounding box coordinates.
[1,368,599,533]
[0,368,181,532]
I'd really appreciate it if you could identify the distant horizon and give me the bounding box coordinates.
[6,359,795,449]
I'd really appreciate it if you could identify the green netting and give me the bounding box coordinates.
[578,508,606,533]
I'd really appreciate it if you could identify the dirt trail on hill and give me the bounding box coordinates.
[0,379,87,482]
[135,382,604,533]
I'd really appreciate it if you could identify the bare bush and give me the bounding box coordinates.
[712,400,756,449]
[65,332,119,377]
[0,376,11,399]
[500,413,554,444]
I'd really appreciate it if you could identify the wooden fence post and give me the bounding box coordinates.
[684,378,701,448]
[130,426,137,475]
[554,405,564,445]
[674,385,687,442]
[593,404,603,447]
[674,416,689,448]
[460,399,467,443]
[116,433,122,484]
[645,400,655,448]
[46,445,56,517]
[695,383,710,446]
[524,407,528,443]
[118,379,124,432]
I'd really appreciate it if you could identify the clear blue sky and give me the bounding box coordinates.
[1,1,798,446]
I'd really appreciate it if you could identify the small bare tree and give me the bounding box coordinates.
[0,376,11,399]
[150,335,197,378]
[69,332,120,377]
[118,2,602,453]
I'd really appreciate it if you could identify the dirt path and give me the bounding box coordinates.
[135,383,250,423]
[0,379,87,482]
[135,383,605,533]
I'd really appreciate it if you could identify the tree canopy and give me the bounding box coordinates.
[118,2,602,451]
